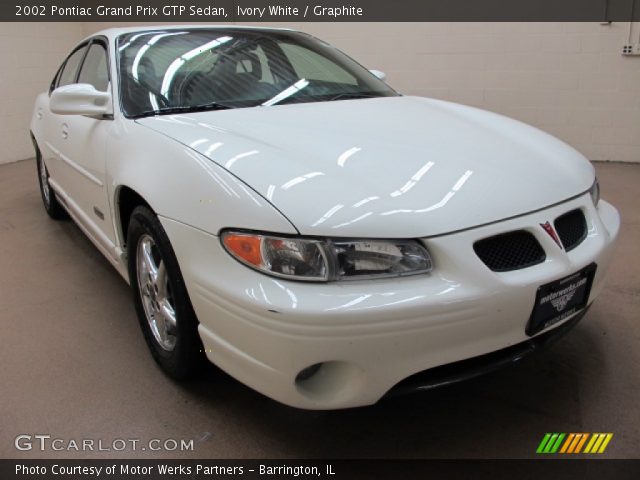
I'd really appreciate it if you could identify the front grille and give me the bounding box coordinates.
[555,209,587,252]
[474,230,546,272]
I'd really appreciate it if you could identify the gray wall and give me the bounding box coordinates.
[2,22,639,164]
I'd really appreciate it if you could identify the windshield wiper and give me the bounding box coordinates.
[265,91,384,107]
[327,92,383,102]
[135,102,232,118]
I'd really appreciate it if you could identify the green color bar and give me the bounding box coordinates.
[543,433,559,453]
[537,433,552,454]
[550,433,566,453]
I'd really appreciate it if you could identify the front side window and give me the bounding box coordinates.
[57,45,88,88]
[78,43,109,91]
[117,29,397,117]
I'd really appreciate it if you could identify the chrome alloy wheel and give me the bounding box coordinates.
[39,155,51,207]
[136,234,177,351]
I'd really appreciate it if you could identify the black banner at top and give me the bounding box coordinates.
[4,0,640,22]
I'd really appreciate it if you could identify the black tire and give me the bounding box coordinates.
[127,205,204,380]
[35,146,67,220]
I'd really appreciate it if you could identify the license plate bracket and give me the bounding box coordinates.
[526,263,597,336]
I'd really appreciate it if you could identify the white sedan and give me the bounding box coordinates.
[31,26,620,409]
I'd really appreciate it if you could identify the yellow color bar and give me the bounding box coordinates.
[590,434,607,453]
[598,434,613,453]
[583,434,598,453]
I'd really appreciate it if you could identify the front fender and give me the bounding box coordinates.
[106,119,297,247]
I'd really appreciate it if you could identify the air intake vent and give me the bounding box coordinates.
[555,209,587,252]
[474,231,546,272]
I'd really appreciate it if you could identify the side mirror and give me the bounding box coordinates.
[50,83,112,116]
[369,69,387,82]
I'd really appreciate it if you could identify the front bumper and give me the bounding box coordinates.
[161,195,619,409]
[388,305,589,397]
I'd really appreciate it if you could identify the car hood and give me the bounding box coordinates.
[137,96,594,238]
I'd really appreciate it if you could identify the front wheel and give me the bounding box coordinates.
[127,206,204,379]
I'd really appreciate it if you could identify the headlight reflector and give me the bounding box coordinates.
[333,239,432,279]
[221,232,432,282]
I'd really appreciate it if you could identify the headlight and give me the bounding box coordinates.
[589,178,600,206]
[221,231,433,282]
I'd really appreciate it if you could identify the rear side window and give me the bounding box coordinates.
[58,46,88,87]
[78,43,109,91]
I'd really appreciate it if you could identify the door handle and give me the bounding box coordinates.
[61,123,69,139]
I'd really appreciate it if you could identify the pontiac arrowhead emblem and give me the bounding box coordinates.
[540,221,563,249]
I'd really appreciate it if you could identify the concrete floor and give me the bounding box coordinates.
[0,159,638,459]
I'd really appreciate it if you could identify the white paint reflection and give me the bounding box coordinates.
[436,286,456,296]
[224,150,259,169]
[331,212,373,229]
[259,283,272,305]
[382,170,473,216]
[204,142,223,157]
[266,185,276,201]
[325,294,372,311]
[281,172,324,190]
[228,177,263,207]
[390,161,435,197]
[312,204,344,227]
[452,170,474,191]
[189,138,208,148]
[352,196,379,208]
[151,116,192,126]
[337,147,361,167]
[183,149,239,198]
[347,295,425,311]
[197,122,229,134]
[273,280,298,309]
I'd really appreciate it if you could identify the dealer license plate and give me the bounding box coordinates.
[526,263,597,336]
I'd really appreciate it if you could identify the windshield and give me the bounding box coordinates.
[117,28,398,117]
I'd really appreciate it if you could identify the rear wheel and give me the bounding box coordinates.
[127,206,204,379]
[36,148,67,219]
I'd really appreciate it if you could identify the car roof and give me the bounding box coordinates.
[83,24,298,42]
